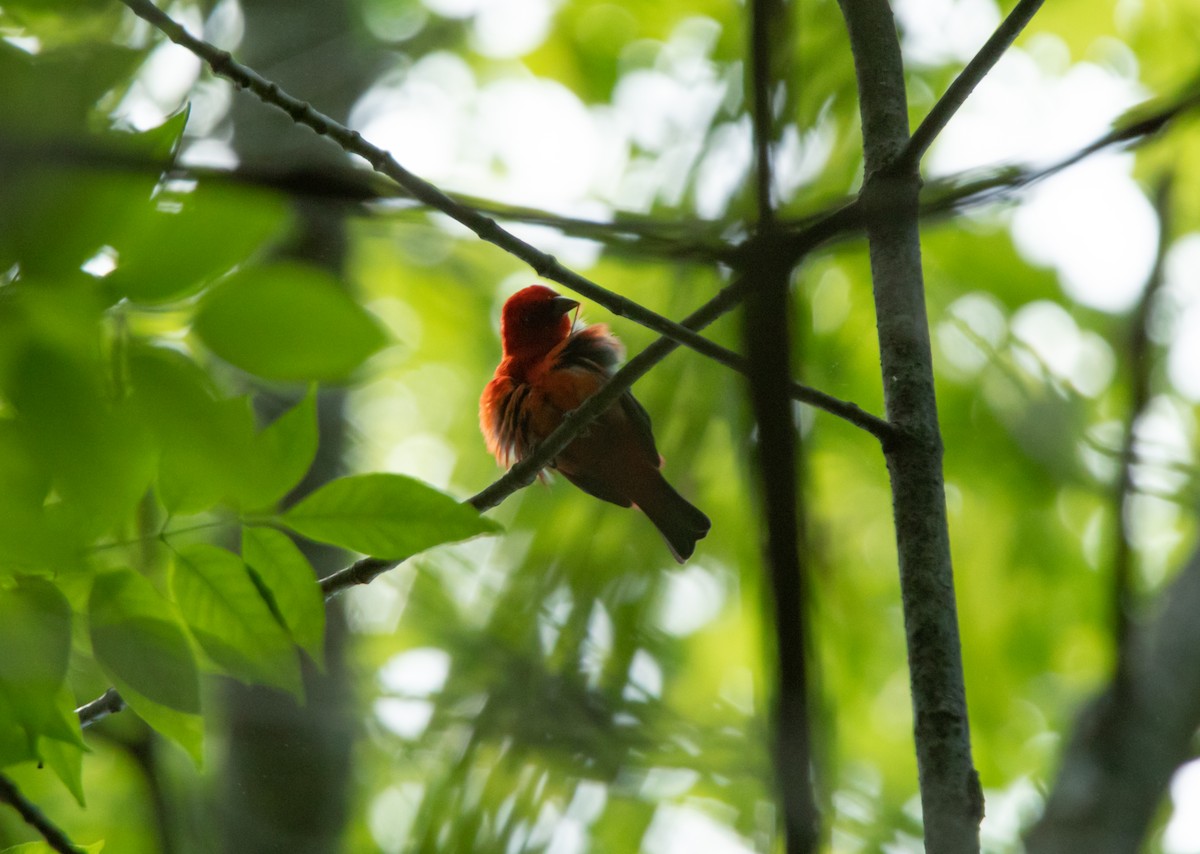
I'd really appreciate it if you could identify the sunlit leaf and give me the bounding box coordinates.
[242,527,325,666]
[109,676,204,766]
[40,733,86,807]
[235,387,320,512]
[7,341,155,541]
[127,104,190,161]
[171,544,302,698]
[1,843,104,854]
[279,473,500,560]
[126,345,256,514]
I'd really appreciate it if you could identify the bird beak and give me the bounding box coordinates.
[550,296,580,316]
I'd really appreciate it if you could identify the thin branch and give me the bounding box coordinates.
[0,774,85,854]
[835,0,982,851]
[900,0,1046,169]
[1111,176,1173,667]
[915,77,1200,216]
[379,193,737,265]
[116,0,745,379]
[76,687,127,729]
[117,0,895,450]
[12,67,1195,271]
[320,271,760,596]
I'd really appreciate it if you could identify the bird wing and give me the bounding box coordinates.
[617,389,661,468]
[555,326,660,469]
[480,372,533,466]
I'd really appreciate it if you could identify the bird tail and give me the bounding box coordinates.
[636,475,711,563]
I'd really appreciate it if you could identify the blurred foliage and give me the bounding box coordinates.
[2,0,1200,853]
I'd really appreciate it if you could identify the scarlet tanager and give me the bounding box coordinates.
[479,285,710,562]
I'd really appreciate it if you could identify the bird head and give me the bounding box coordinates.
[499,285,580,361]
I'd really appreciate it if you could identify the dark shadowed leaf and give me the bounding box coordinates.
[0,579,79,749]
[89,569,201,714]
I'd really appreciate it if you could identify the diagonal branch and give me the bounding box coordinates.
[900,0,1046,169]
[118,0,893,450]
[318,267,864,596]
[0,774,85,854]
[117,0,746,380]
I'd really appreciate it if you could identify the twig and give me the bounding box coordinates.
[0,774,85,854]
[900,0,1046,169]
[835,0,982,851]
[76,687,127,729]
[915,78,1200,216]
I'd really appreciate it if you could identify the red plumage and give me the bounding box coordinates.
[480,285,710,562]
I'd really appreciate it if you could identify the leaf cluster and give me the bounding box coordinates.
[0,38,496,837]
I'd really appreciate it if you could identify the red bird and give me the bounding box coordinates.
[480,285,710,562]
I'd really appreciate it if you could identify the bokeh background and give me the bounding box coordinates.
[3,0,1200,851]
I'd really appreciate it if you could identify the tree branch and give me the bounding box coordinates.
[76,687,127,730]
[745,0,820,848]
[116,0,748,381]
[835,0,982,851]
[915,77,1200,215]
[900,0,1046,169]
[116,0,897,452]
[321,271,774,596]
[0,774,85,854]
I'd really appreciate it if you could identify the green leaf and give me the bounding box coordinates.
[2,844,104,854]
[109,676,203,766]
[127,105,190,161]
[192,263,386,381]
[0,711,37,769]
[8,342,155,542]
[0,422,70,575]
[0,171,157,280]
[105,182,290,304]
[235,387,320,511]
[40,735,86,807]
[0,41,142,136]
[171,544,302,698]
[0,579,73,748]
[89,569,201,714]
[280,473,500,561]
[242,527,325,666]
[126,345,256,514]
